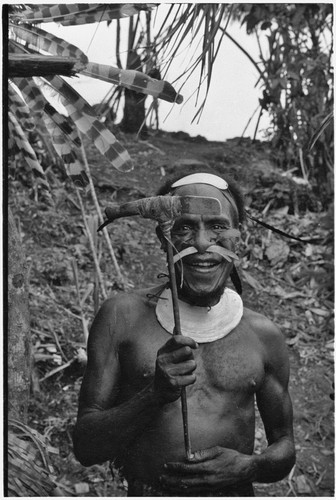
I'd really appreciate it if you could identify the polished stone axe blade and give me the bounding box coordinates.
[180,195,221,215]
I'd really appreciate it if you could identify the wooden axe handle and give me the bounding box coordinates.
[98,195,221,232]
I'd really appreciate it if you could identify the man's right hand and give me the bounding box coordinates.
[154,335,198,403]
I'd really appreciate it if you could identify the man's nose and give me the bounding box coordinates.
[194,229,213,254]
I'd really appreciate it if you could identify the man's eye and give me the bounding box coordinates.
[174,225,192,234]
[212,224,227,231]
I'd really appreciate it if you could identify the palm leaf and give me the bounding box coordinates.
[82,62,183,104]
[8,81,36,131]
[8,111,50,191]
[41,75,133,172]
[10,23,88,65]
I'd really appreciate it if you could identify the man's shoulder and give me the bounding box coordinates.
[98,284,165,319]
[242,306,287,350]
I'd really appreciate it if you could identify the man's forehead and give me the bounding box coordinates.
[172,183,237,218]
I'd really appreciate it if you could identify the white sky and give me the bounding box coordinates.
[44,6,271,142]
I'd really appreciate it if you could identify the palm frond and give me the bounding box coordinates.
[153,4,231,119]
[8,419,57,497]
[82,62,183,104]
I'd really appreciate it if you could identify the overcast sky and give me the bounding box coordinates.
[45,7,271,142]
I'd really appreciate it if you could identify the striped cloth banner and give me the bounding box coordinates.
[8,82,36,131]
[11,4,100,24]
[42,75,133,172]
[83,63,183,104]
[44,103,81,148]
[13,77,82,148]
[9,111,50,191]
[13,4,156,25]
[43,113,89,188]
[11,23,88,65]
[12,77,45,116]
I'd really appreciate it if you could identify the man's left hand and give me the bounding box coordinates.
[160,446,254,492]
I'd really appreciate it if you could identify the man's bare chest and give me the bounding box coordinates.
[119,310,265,395]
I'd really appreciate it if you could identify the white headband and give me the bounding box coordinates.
[171,173,228,190]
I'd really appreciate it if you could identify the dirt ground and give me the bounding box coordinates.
[9,129,334,496]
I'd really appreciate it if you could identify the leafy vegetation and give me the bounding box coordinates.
[230,4,333,201]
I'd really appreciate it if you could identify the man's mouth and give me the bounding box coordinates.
[184,257,222,272]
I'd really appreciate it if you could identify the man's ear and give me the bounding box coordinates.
[156,225,167,251]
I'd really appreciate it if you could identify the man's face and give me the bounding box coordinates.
[170,183,239,307]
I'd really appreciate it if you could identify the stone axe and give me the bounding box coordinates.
[98,195,222,459]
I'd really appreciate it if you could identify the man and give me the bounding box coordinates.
[73,172,295,496]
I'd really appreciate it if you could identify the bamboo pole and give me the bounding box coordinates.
[8,54,85,77]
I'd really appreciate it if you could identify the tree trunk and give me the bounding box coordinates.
[120,50,148,137]
[8,208,31,422]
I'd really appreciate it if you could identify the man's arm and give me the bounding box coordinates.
[251,320,296,482]
[73,296,198,467]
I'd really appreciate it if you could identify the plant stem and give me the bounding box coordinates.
[79,137,125,287]
[75,188,107,300]
[71,258,90,343]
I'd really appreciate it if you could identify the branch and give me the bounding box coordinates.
[8,54,85,77]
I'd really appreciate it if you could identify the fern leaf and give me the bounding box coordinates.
[41,75,133,172]
[8,82,36,131]
[43,112,89,188]
[8,111,50,191]
[82,62,183,104]
[10,23,88,65]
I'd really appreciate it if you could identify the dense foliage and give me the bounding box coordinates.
[232,4,333,202]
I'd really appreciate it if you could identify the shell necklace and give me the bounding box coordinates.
[155,287,243,343]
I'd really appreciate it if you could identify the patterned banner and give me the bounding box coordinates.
[11,23,88,65]
[83,63,183,104]
[13,4,156,25]
[42,75,133,172]
[9,111,50,191]
[8,82,36,131]
[43,113,89,188]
